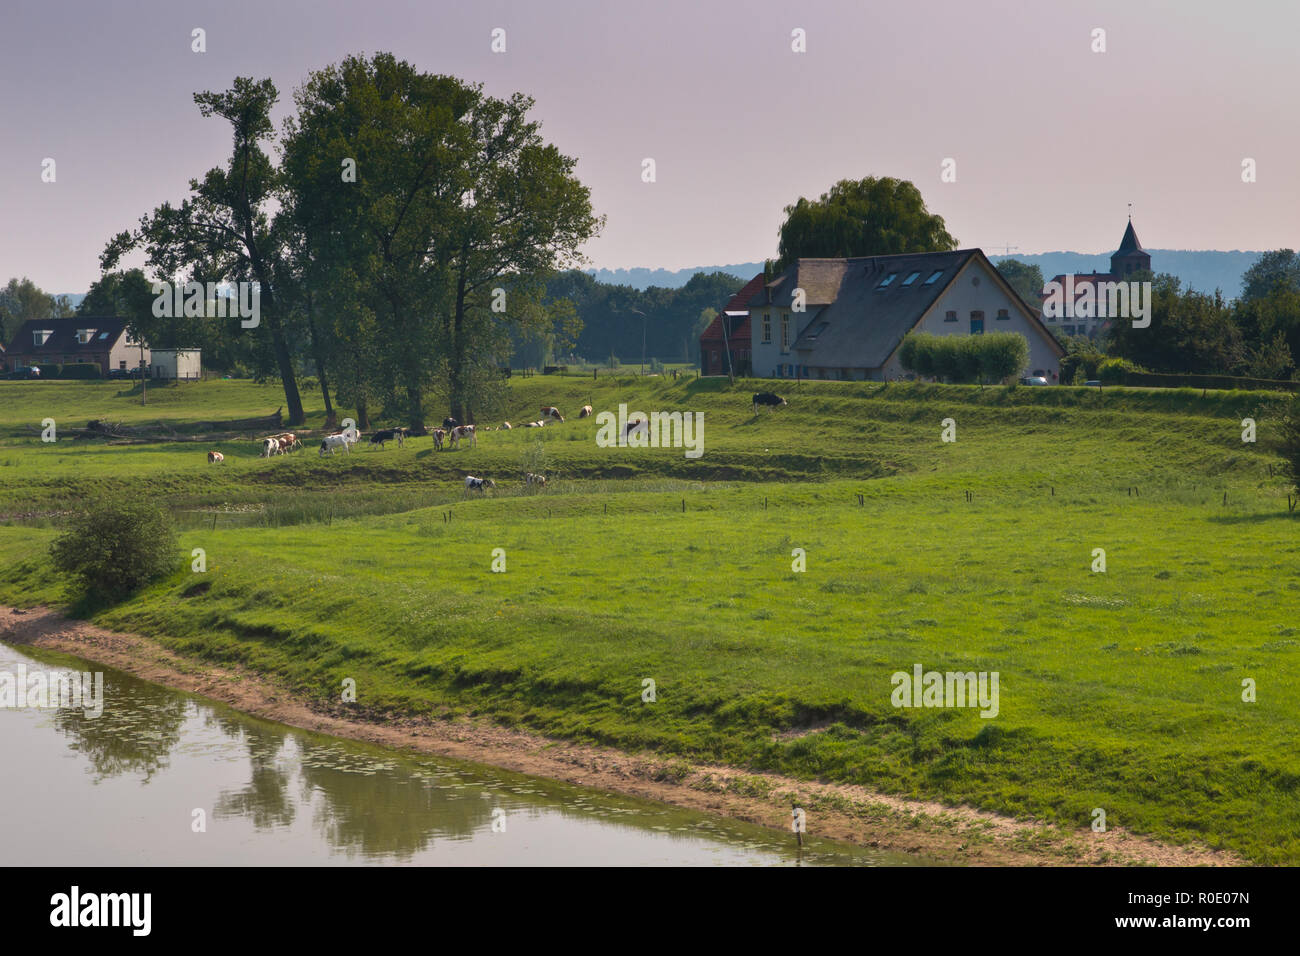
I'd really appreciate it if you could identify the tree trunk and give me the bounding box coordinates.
[305,297,335,426]
[449,271,470,423]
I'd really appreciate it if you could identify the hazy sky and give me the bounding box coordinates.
[2,0,1297,292]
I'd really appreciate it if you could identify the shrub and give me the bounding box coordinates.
[59,363,103,379]
[35,363,61,378]
[50,501,178,599]
[1098,356,1142,384]
[898,331,1029,384]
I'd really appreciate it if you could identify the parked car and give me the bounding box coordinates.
[107,368,131,380]
[1019,375,1049,386]
[4,366,41,380]
[1084,380,1102,387]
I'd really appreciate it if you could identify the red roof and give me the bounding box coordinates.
[699,274,765,343]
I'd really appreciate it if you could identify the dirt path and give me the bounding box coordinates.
[0,605,1242,866]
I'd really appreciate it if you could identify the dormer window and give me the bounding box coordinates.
[901,271,922,286]
[924,270,944,285]
[877,272,898,288]
[77,328,95,344]
[33,330,53,347]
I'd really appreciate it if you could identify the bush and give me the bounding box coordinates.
[35,364,61,378]
[1098,356,1142,384]
[898,331,1029,384]
[50,501,178,599]
[59,363,103,379]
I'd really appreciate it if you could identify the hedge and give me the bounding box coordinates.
[59,363,103,379]
[898,331,1030,384]
[1120,371,1300,393]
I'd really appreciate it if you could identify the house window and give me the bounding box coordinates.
[762,313,772,344]
[877,272,898,288]
[781,313,790,352]
[996,309,1010,321]
[901,271,921,286]
[944,311,957,323]
[970,311,984,334]
[76,329,94,344]
[119,361,127,370]
[33,330,52,347]
[924,270,944,285]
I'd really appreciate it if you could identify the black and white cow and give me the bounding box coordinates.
[369,427,406,449]
[442,417,459,432]
[464,475,495,496]
[752,392,788,413]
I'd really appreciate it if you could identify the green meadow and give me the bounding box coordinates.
[1,376,1297,862]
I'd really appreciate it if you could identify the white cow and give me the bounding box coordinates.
[319,434,352,456]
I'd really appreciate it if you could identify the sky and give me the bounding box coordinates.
[1,0,1297,293]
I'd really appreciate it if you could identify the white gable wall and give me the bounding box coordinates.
[880,259,1061,380]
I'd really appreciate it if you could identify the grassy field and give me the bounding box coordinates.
[1,376,1297,862]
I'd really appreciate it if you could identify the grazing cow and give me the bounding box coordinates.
[525,420,544,428]
[430,428,446,451]
[625,418,647,439]
[448,424,477,449]
[261,437,281,458]
[369,428,405,449]
[207,451,224,464]
[541,405,564,422]
[752,392,788,413]
[464,475,495,496]
[442,417,459,432]
[319,433,352,456]
[578,404,594,418]
[500,422,512,430]
[524,472,547,488]
[269,432,300,452]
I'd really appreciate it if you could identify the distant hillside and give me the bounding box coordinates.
[586,263,764,290]
[987,250,1265,300]
[591,250,1268,299]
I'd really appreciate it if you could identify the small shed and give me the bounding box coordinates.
[151,349,202,381]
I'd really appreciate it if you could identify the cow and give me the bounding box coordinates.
[319,434,352,456]
[752,392,788,413]
[448,424,477,449]
[431,428,446,451]
[464,475,495,496]
[369,428,405,449]
[261,437,281,458]
[525,420,545,428]
[578,404,594,419]
[541,405,564,422]
[442,417,459,432]
[500,422,512,430]
[270,433,300,452]
[207,451,224,464]
[524,472,547,488]
[625,418,647,439]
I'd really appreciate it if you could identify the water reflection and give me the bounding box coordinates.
[0,641,934,866]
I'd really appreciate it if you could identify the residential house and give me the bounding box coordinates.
[5,317,149,374]
[745,249,1063,382]
[699,274,766,376]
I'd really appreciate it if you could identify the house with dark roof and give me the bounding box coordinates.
[5,317,149,374]
[699,274,766,376]
[743,248,1064,382]
[1041,217,1152,339]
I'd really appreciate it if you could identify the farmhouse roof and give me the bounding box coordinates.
[700,273,765,343]
[6,316,131,356]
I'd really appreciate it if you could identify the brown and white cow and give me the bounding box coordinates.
[207,451,225,464]
[541,405,564,422]
[431,428,446,451]
[448,424,477,449]
[578,405,593,418]
[524,472,547,488]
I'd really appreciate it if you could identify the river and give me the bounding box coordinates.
[0,640,933,866]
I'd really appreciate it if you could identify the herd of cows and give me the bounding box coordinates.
[205,394,788,495]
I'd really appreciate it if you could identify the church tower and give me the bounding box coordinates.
[1110,217,1151,277]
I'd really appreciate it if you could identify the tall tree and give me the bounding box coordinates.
[770,176,957,274]
[995,259,1045,310]
[0,277,71,344]
[102,77,305,424]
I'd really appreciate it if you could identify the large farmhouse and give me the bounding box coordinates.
[5,317,149,374]
[739,248,1063,382]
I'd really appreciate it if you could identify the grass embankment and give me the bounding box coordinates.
[1,376,1297,862]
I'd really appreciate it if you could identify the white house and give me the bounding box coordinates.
[744,249,1064,382]
[150,348,202,381]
